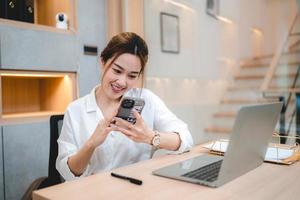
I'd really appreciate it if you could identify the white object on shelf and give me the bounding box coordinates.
[56,13,68,30]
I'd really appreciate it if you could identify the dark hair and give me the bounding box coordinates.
[100,32,148,82]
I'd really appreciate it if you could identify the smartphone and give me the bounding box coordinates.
[116,97,145,124]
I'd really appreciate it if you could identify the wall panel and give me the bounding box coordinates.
[3,122,49,200]
[0,25,77,72]
[0,126,4,200]
[77,0,106,96]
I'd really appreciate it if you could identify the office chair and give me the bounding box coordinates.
[21,115,64,200]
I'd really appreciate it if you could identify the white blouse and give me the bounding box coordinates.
[56,86,193,181]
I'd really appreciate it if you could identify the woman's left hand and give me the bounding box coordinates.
[113,111,154,144]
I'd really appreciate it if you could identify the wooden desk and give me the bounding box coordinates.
[33,145,300,200]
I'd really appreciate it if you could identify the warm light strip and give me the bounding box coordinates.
[250,27,263,35]
[217,16,234,24]
[0,73,66,78]
[164,0,194,11]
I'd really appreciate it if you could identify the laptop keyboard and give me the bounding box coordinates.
[181,160,223,182]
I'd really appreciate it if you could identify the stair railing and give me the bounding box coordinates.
[278,65,300,144]
[261,13,299,144]
[261,13,298,91]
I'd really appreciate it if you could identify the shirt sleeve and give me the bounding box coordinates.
[150,91,194,154]
[56,109,91,181]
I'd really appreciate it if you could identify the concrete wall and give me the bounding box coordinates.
[237,0,297,59]
[3,122,49,200]
[77,0,107,96]
[0,26,77,71]
[0,127,4,200]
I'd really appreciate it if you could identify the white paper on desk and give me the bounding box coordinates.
[202,141,294,161]
[265,147,294,161]
[202,141,228,152]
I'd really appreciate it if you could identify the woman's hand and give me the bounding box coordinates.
[67,108,118,177]
[68,118,114,176]
[88,119,113,148]
[88,109,118,149]
[113,111,154,144]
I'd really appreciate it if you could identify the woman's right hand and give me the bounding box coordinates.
[67,110,117,177]
[87,106,118,149]
[67,117,115,177]
[88,119,114,148]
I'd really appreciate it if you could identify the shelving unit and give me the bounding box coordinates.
[0,70,77,124]
[0,0,77,32]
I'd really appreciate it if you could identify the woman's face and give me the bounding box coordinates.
[101,53,142,101]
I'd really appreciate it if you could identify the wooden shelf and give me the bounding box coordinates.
[0,18,76,34]
[0,0,77,32]
[35,0,77,31]
[0,70,77,124]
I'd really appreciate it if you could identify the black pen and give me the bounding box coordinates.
[111,172,143,185]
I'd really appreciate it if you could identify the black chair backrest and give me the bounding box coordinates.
[48,115,64,182]
[39,115,64,188]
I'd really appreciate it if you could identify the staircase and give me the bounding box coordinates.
[204,14,300,143]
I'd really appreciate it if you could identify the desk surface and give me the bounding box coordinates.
[33,145,300,200]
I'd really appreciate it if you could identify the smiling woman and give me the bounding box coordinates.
[99,53,142,101]
[56,32,194,181]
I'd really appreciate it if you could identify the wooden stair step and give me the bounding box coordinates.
[264,88,300,93]
[289,32,300,36]
[234,73,297,80]
[240,61,300,69]
[269,85,298,89]
[204,126,232,134]
[240,48,300,62]
[227,86,260,91]
[253,48,300,60]
[220,99,276,104]
[234,75,264,80]
[228,85,300,91]
[289,38,300,50]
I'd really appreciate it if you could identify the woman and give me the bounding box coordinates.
[56,32,193,181]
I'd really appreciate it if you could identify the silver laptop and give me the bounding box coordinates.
[153,102,282,187]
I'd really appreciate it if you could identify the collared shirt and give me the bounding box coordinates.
[56,86,193,181]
